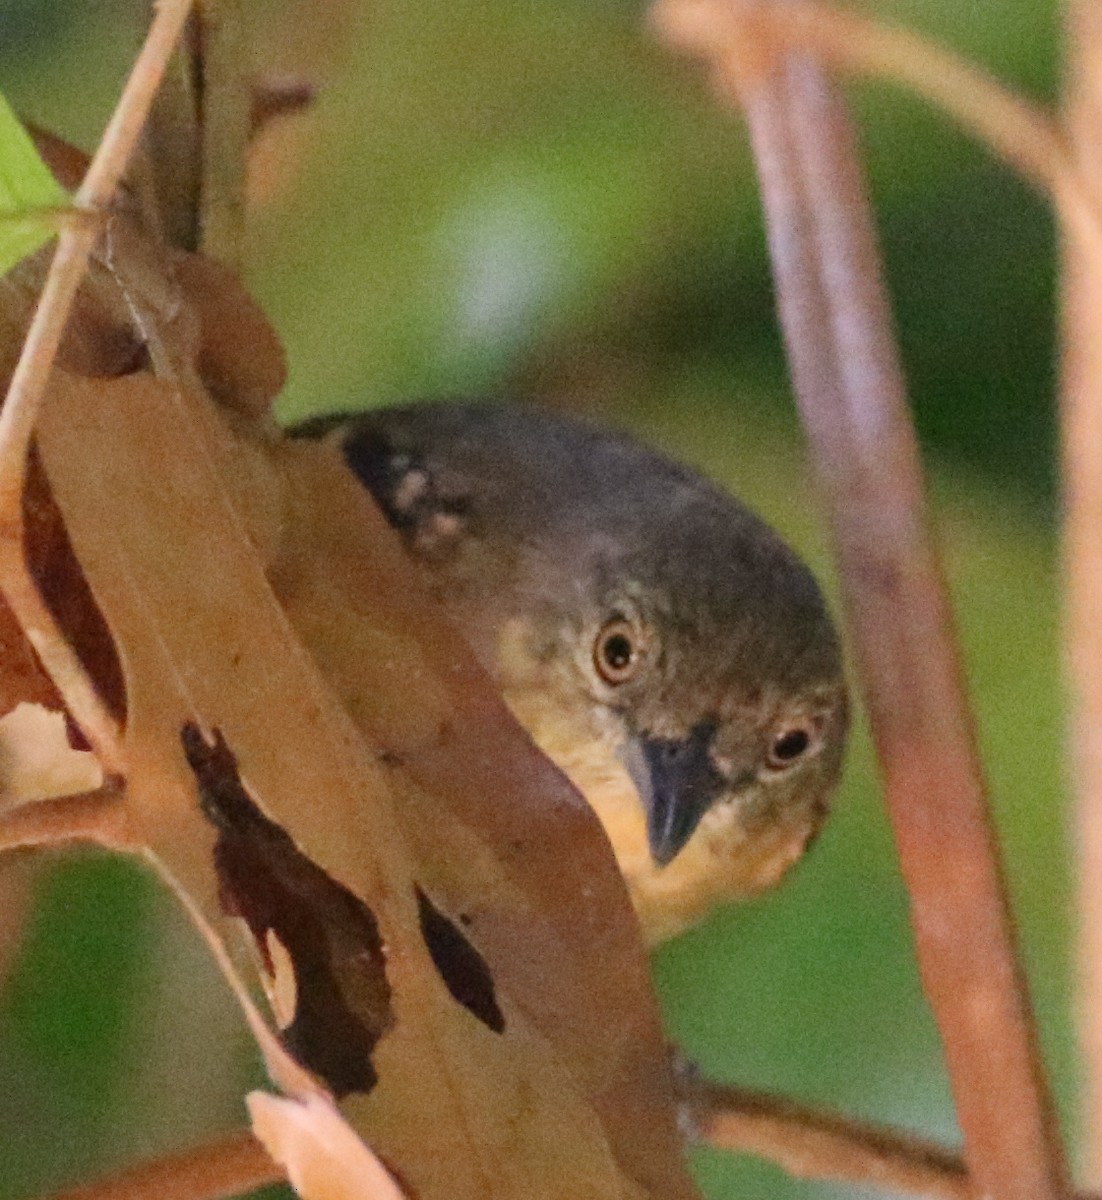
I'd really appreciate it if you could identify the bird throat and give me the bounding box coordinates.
[500,680,814,944]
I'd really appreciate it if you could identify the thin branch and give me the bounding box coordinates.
[686,1080,1102,1200]
[1060,0,1102,1187]
[653,0,1102,288]
[0,786,131,853]
[0,0,196,766]
[41,1130,283,1200]
[249,77,316,136]
[195,0,249,269]
[654,1,1060,188]
[142,30,203,250]
[0,855,36,989]
[0,0,195,506]
[22,1082,1099,1200]
[682,1078,970,1200]
[654,4,1070,1200]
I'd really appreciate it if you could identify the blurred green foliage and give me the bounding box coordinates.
[0,1,1069,1198]
[0,91,67,274]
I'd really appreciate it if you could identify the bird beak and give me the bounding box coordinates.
[622,725,725,868]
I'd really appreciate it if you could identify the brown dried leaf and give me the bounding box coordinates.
[31,361,695,1199]
[272,437,696,1196]
[172,249,286,417]
[25,125,90,191]
[0,122,696,1193]
[0,241,149,382]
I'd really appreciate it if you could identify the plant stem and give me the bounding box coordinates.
[194,0,249,269]
[653,2,1070,1196]
[682,1078,970,1200]
[1061,0,1102,1186]
[746,47,1067,1200]
[0,0,197,767]
[0,787,130,853]
[41,1130,282,1200]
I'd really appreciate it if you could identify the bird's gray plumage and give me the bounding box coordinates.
[294,401,848,939]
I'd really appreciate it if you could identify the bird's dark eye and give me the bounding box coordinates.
[765,723,815,771]
[593,618,643,685]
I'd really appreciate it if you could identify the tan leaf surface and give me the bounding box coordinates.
[0,121,697,1198]
[30,359,696,1198]
[271,437,695,1195]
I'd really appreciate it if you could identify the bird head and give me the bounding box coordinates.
[496,484,848,880]
[304,398,849,939]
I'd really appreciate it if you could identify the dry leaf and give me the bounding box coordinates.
[0,127,698,1200]
[272,437,698,1196]
[0,238,149,383]
[34,361,693,1198]
[172,250,286,418]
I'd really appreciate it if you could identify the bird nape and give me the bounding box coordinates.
[293,401,848,944]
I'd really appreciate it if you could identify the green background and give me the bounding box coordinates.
[0,1,1070,1197]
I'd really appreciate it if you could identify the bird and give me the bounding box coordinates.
[293,402,848,944]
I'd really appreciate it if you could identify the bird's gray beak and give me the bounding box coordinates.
[622,723,725,868]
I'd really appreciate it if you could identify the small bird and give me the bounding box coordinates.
[294,402,848,943]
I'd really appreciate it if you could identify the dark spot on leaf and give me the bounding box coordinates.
[182,723,393,1096]
[415,886,504,1034]
[103,339,151,378]
[24,450,127,725]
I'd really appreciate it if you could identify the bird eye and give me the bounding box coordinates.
[593,618,643,685]
[765,722,818,771]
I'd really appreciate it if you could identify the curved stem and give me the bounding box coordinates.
[0,0,197,767]
[683,1077,970,1200]
[653,3,1070,1197]
[0,786,131,853]
[41,1130,282,1200]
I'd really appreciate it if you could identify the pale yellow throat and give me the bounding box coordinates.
[501,680,815,946]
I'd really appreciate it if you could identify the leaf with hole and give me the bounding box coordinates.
[0,154,698,1195]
